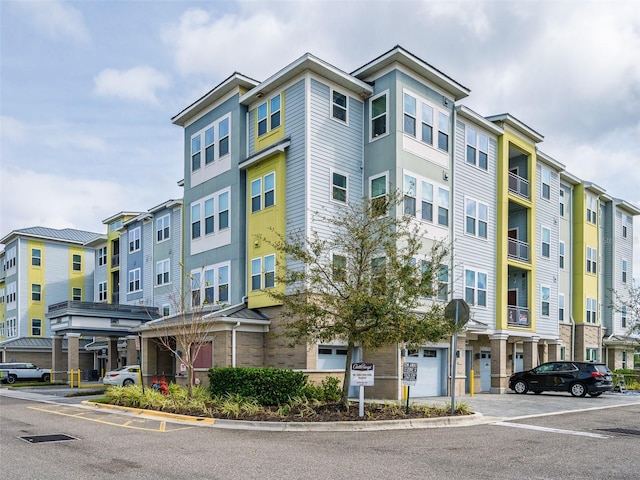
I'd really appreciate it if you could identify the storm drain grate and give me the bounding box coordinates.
[20,434,78,444]
[596,428,640,437]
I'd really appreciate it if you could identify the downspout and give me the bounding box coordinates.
[232,321,241,367]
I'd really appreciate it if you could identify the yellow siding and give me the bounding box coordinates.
[27,240,45,336]
[255,91,285,151]
[572,184,598,323]
[69,246,85,301]
[246,152,286,309]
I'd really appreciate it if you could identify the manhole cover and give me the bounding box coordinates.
[20,434,78,444]
[596,428,640,436]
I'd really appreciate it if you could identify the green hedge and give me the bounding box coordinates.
[208,367,308,405]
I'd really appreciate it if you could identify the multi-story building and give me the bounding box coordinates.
[0,227,102,368]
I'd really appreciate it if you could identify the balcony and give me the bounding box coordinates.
[111,254,120,267]
[508,237,530,262]
[508,172,530,199]
[508,306,530,327]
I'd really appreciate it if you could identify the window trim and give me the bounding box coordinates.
[31,318,42,336]
[98,281,107,302]
[72,253,82,271]
[72,287,82,301]
[559,241,565,269]
[156,259,170,286]
[31,248,42,267]
[31,283,42,302]
[622,259,627,284]
[190,113,232,172]
[128,227,141,253]
[330,169,348,204]
[464,197,489,239]
[257,93,282,137]
[541,285,551,317]
[369,90,389,141]
[331,89,348,124]
[541,226,551,258]
[465,126,489,170]
[369,172,388,216]
[464,268,488,307]
[128,268,141,293]
[586,246,597,274]
[541,166,551,200]
[156,214,170,243]
[98,246,107,266]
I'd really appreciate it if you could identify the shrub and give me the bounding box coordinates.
[208,367,308,405]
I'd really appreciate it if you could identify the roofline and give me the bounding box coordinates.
[455,105,503,135]
[613,199,640,216]
[560,170,581,185]
[171,72,260,126]
[537,150,566,172]
[351,45,470,101]
[148,199,183,214]
[239,53,373,106]
[102,212,144,225]
[486,113,544,143]
[0,230,104,247]
[583,181,607,195]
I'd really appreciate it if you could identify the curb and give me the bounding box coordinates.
[80,400,488,431]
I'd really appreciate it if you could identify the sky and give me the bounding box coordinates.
[1,0,639,276]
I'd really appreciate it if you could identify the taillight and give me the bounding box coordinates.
[109,373,119,377]
[591,372,604,378]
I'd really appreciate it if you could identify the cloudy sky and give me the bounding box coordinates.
[1,0,639,274]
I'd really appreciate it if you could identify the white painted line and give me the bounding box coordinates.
[493,421,609,438]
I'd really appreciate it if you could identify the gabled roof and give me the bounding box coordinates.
[455,105,503,135]
[351,45,470,101]
[486,113,544,143]
[1,227,104,246]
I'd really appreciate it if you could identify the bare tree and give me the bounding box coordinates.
[611,280,640,338]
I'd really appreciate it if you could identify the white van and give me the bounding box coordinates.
[0,363,51,384]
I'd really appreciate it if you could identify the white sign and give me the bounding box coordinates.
[351,362,374,387]
[402,362,418,386]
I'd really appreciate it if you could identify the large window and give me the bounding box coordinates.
[128,227,141,253]
[464,269,487,307]
[191,114,232,171]
[622,215,630,238]
[72,287,82,301]
[31,248,41,266]
[402,173,449,226]
[541,227,551,258]
[331,170,348,203]
[128,268,141,293]
[370,92,387,139]
[332,90,348,123]
[5,247,16,271]
[541,285,550,317]
[586,195,597,224]
[251,173,275,213]
[156,259,170,286]
[332,254,347,282]
[257,93,281,136]
[370,174,388,216]
[586,297,597,323]
[191,203,201,239]
[586,348,598,361]
[156,214,170,242]
[586,246,597,274]
[6,317,17,338]
[31,318,42,336]
[31,284,41,302]
[466,127,489,170]
[6,282,16,305]
[465,198,488,239]
[98,246,107,266]
[402,91,451,150]
[192,189,230,239]
[251,255,275,290]
[72,253,82,271]
[98,281,107,301]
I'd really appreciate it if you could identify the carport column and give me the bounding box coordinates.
[489,332,509,394]
[453,335,466,397]
[67,333,80,376]
[547,339,562,362]
[523,336,540,370]
[126,335,138,366]
[538,342,549,365]
[107,337,119,370]
[52,335,65,382]
[141,337,155,385]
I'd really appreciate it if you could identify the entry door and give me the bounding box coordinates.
[515,352,523,373]
[480,351,491,391]
[409,348,444,397]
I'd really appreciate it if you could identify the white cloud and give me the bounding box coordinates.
[94,66,170,105]
[0,116,27,142]
[15,0,90,44]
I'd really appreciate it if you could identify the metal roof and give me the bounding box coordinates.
[1,227,104,246]
[0,336,92,350]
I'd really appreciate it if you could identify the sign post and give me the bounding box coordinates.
[444,299,470,415]
[402,361,417,413]
[351,363,374,417]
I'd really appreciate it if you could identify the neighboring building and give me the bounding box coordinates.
[0,227,103,369]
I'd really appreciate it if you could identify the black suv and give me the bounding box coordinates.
[509,361,614,397]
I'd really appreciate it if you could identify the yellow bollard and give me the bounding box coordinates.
[470,370,474,397]
[69,369,74,388]
[77,369,81,388]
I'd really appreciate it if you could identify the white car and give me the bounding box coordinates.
[102,365,140,387]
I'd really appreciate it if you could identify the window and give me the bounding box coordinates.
[191,204,201,239]
[218,265,229,302]
[205,198,215,234]
[218,191,229,229]
[466,127,489,170]
[251,173,275,213]
[559,293,565,321]
[156,215,170,242]
[428,262,449,301]
[586,297,597,323]
[586,195,597,224]
[404,174,417,216]
[251,258,262,291]
[541,167,551,200]
[7,318,17,338]
[464,269,487,307]
[586,246,597,274]
[7,282,16,305]
[370,92,387,139]
[371,257,386,294]
[5,247,16,270]
[622,306,627,328]
[31,319,42,336]
[257,93,281,136]
[251,178,262,212]
[31,248,41,266]
[421,181,433,222]
[128,269,141,293]
[128,228,141,253]
[156,259,170,286]
[191,272,201,306]
[370,174,387,216]
[332,90,347,122]
[622,215,629,238]
[192,114,231,171]
[465,198,488,239]
[541,286,550,317]
[438,187,449,226]
[204,267,215,304]
[193,264,230,305]
[403,93,417,137]
[98,281,107,301]
[622,351,628,369]
[332,254,346,282]
[0,321,4,338]
[437,112,449,152]
[331,171,348,203]
[162,304,170,316]
[264,173,275,208]
[421,102,433,144]
[218,117,229,157]
[559,189,565,217]
[98,246,107,266]
[31,284,41,302]
[264,254,276,288]
[72,253,82,271]
[559,241,565,269]
[541,227,551,258]
[191,135,201,171]
[585,348,598,361]
[622,259,627,283]
[72,287,82,301]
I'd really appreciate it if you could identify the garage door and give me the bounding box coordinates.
[406,348,446,397]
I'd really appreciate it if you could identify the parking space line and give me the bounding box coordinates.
[27,406,193,433]
[493,421,609,438]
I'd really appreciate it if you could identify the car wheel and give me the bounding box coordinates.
[570,382,587,397]
[122,379,134,387]
[7,375,17,385]
[589,392,602,397]
[513,380,528,394]
[42,374,51,383]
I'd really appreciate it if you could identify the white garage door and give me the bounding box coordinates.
[406,348,446,397]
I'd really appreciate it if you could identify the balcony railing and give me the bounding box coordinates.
[508,172,530,199]
[48,300,157,316]
[111,254,120,267]
[508,237,530,262]
[508,306,530,327]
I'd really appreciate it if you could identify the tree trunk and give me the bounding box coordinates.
[341,341,355,408]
